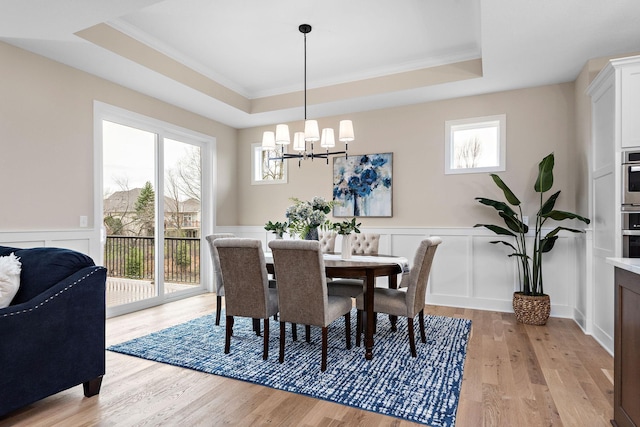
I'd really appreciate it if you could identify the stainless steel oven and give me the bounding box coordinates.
[622,151,640,207]
[622,210,640,257]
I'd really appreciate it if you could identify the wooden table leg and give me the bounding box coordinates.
[389,274,398,332]
[364,270,375,360]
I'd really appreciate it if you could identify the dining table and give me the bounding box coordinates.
[265,252,409,360]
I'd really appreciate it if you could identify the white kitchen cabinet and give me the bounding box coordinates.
[586,55,640,355]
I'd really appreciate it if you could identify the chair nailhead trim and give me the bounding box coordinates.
[1,267,105,318]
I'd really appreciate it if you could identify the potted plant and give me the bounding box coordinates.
[285,196,335,240]
[264,220,288,239]
[474,153,590,325]
[332,218,361,259]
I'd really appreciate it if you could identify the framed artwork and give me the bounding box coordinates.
[332,153,393,217]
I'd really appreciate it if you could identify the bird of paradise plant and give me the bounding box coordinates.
[474,153,590,296]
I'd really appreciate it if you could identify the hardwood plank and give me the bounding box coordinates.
[0,294,614,427]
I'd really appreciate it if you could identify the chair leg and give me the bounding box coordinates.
[253,318,261,336]
[374,312,378,333]
[225,315,234,354]
[321,326,328,372]
[407,317,417,357]
[279,321,286,364]
[263,319,269,360]
[355,310,362,347]
[292,323,298,341]
[216,295,222,326]
[345,311,351,350]
[390,315,398,332]
[305,325,311,343]
[419,309,426,343]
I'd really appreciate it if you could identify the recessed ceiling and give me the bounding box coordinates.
[2,0,640,129]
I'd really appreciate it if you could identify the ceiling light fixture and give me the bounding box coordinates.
[262,24,355,166]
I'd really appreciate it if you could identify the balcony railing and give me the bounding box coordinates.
[104,236,200,284]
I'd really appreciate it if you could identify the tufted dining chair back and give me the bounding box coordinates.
[351,233,380,255]
[318,230,337,253]
[205,233,235,325]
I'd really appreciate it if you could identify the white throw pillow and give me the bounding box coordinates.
[0,253,22,308]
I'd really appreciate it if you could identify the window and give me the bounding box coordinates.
[444,114,506,174]
[251,142,288,185]
[95,101,215,317]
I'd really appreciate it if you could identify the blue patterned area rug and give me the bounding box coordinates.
[108,310,471,426]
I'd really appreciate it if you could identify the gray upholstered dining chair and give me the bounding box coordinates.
[213,238,278,360]
[327,233,382,298]
[351,233,380,255]
[268,239,354,372]
[355,237,442,357]
[318,230,337,253]
[205,233,235,325]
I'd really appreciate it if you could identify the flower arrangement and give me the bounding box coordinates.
[286,196,335,239]
[264,220,288,237]
[332,218,361,235]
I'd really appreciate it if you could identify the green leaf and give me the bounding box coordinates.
[539,191,560,216]
[544,226,586,239]
[499,211,529,234]
[540,235,559,252]
[474,224,516,237]
[541,210,591,224]
[534,153,554,193]
[475,197,517,217]
[491,174,521,206]
[489,240,517,251]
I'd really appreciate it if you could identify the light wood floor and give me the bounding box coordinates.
[0,294,614,427]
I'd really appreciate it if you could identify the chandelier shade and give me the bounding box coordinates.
[275,124,291,145]
[261,24,355,165]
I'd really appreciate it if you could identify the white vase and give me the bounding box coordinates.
[341,234,352,259]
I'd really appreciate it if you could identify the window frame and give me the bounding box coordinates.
[444,114,506,175]
[251,142,288,185]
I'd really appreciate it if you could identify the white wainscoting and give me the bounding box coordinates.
[0,229,101,259]
[216,226,585,319]
[1,226,609,353]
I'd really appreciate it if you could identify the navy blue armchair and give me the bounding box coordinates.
[0,246,107,417]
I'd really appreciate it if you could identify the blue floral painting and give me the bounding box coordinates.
[333,153,392,217]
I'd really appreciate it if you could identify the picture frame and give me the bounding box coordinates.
[332,152,393,217]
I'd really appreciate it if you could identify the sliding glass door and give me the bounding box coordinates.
[99,108,212,317]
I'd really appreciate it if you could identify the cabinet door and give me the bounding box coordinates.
[621,65,640,148]
[614,268,640,427]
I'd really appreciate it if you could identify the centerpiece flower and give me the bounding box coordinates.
[286,196,335,240]
[331,218,361,235]
[264,220,288,238]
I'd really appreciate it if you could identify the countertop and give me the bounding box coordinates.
[606,257,640,274]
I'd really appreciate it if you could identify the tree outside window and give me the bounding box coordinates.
[445,114,506,175]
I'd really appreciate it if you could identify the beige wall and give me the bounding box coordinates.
[238,82,579,228]
[0,41,238,230]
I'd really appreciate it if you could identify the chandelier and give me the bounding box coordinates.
[261,24,355,166]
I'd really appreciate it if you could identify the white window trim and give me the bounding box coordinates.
[444,114,506,175]
[251,142,288,185]
[94,101,216,317]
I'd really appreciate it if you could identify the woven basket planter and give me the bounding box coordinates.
[513,292,550,325]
